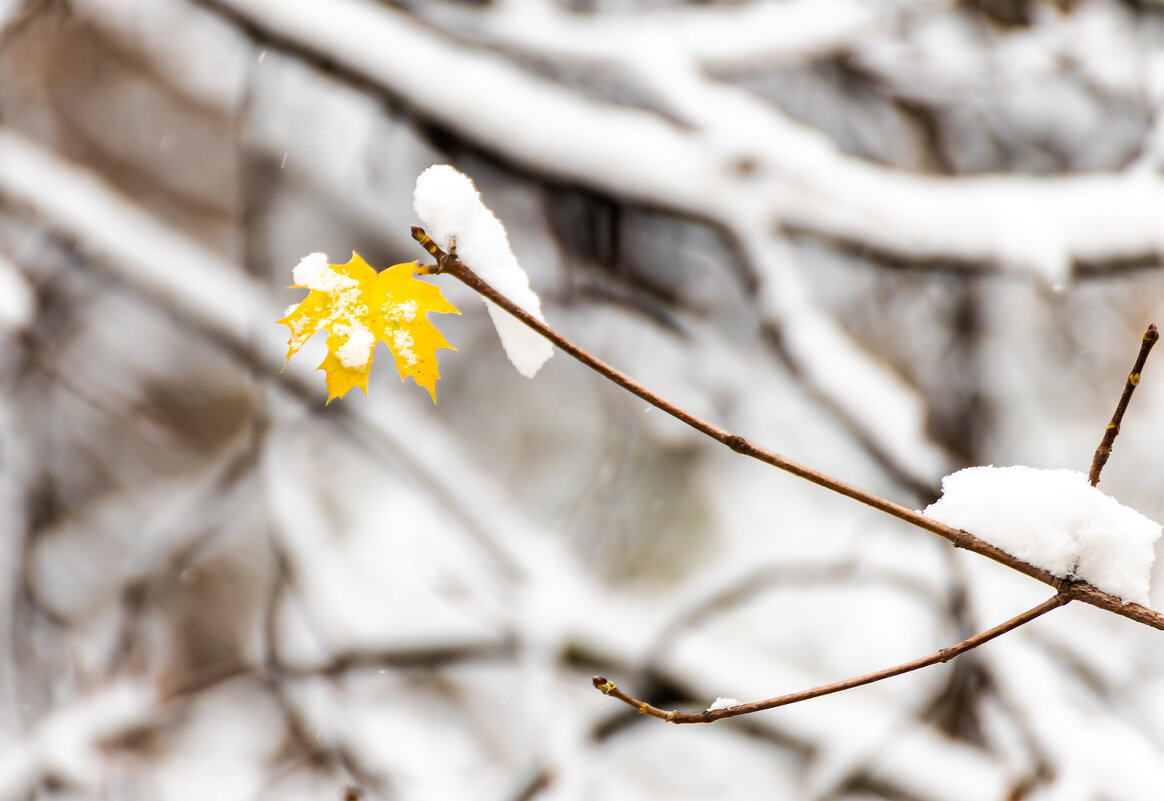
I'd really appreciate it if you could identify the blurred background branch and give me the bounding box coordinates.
[1,1,1164,800]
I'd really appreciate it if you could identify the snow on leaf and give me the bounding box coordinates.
[278,252,459,403]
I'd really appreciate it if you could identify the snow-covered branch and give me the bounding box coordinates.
[0,681,160,799]
[5,2,1164,799]
[205,0,1164,280]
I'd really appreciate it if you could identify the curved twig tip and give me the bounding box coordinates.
[1089,323,1159,487]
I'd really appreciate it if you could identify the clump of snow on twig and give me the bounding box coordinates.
[707,696,740,712]
[922,466,1161,605]
[413,165,553,378]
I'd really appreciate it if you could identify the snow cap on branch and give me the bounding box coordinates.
[413,165,553,378]
[923,466,1161,605]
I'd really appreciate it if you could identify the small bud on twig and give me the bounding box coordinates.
[1089,323,1158,487]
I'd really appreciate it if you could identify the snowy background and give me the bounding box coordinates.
[2,0,1164,799]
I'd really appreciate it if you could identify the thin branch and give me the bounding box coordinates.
[1089,323,1158,486]
[411,226,1164,631]
[591,592,1071,724]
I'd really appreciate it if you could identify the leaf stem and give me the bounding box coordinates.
[411,227,1164,631]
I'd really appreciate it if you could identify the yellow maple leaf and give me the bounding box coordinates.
[278,252,459,402]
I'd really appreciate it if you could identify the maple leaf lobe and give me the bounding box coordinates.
[278,252,459,402]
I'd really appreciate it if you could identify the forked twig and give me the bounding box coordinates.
[411,226,1164,632]
[592,592,1070,723]
[1089,323,1158,486]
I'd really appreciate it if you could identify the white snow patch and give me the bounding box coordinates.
[337,322,374,369]
[296,254,358,302]
[707,696,740,712]
[385,298,418,324]
[291,251,329,288]
[923,466,1161,605]
[0,681,157,795]
[0,253,35,331]
[413,165,553,378]
[391,329,417,368]
[289,252,374,364]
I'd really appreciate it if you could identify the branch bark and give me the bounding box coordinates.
[412,226,1164,632]
[592,592,1070,723]
[1089,323,1158,486]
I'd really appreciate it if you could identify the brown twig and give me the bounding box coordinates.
[592,592,1071,723]
[412,227,1164,631]
[1089,323,1158,486]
